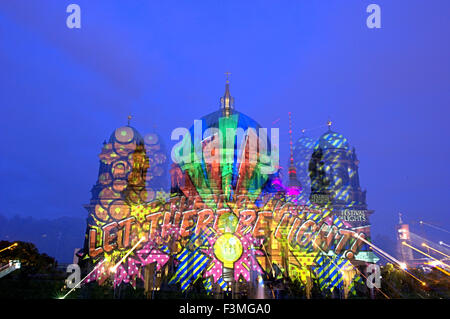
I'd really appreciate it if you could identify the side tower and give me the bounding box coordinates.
[81,122,148,259]
[310,121,373,229]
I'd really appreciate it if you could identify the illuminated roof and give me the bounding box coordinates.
[195,109,263,132]
[294,135,315,151]
[108,125,145,145]
[314,130,350,150]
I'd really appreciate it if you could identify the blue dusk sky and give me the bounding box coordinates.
[0,1,449,249]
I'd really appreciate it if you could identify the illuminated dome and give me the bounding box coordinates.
[190,79,264,137]
[185,81,271,159]
[189,109,264,138]
[314,130,350,151]
[108,125,145,145]
[294,135,315,154]
[184,109,273,190]
[172,80,277,203]
[293,135,315,175]
[142,130,169,191]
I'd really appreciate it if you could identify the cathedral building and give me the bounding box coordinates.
[79,77,377,297]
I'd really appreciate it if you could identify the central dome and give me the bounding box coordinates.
[190,109,263,137]
[172,80,277,203]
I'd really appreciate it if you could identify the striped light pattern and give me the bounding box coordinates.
[313,254,361,294]
[169,232,210,291]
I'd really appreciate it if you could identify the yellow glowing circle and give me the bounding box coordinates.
[213,233,243,268]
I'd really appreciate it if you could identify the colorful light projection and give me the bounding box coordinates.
[83,192,370,295]
[82,125,171,286]
[143,132,169,192]
[170,110,280,208]
[93,126,148,222]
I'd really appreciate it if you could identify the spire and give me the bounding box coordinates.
[399,212,403,224]
[127,114,132,126]
[225,71,231,83]
[220,72,234,117]
[288,112,301,189]
[327,118,332,131]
